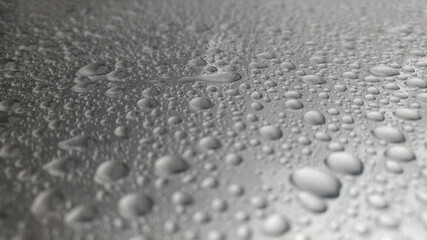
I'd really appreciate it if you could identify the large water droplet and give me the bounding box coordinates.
[154,155,190,176]
[372,126,405,143]
[297,191,327,213]
[384,146,416,162]
[303,111,326,125]
[302,75,326,85]
[259,125,283,140]
[291,168,341,198]
[58,136,89,152]
[325,152,363,175]
[189,97,214,110]
[369,65,399,77]
[94,160,130,184]
[76,63,110,76]
[64,205,98,227]
[118,192,153,219]
[262,214,290,236]
[393,108,421,121]
[30,189,65,217]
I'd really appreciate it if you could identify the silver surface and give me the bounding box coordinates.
[0,0,427,239]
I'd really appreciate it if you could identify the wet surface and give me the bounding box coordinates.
[1,0,427,239]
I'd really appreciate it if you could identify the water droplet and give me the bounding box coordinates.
[198,136,221,151]
[393,108,421,121]
[154,155,189,176]
[366,111,385,121]
[303,111,326,125]
[384,146,415,162]
[262,214,290,236]
[224,153,242,165]
[291,168,341,198]
[95,160,130,184]
[118,192,153,219]
[137,98,159,109]
[58,136,89,152]
[302,75,326,85]
[369,65,399,77]
[259,125,283,140]
[42,158,75,177]
[372,126,405,143]
[384,160,404,174]
[30,189,65,217]
[76,63,110,76]
[406,78,427,88]
[297,191,327,213]
[325,152,363,175]
[367,194,388,209]
[65,205,98,226]
[285,99,304,110]
[189,97,214,110]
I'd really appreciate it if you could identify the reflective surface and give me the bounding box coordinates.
[1,0,427,239]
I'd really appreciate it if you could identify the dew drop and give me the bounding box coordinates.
[58,136,89,152]
[384,146,415,162]
[76,63,110,76]
[118,192,153,219]
[369,65,399,77]
[290,168,341,198]
[30,189,65,217]
[325,152,363,175]
[189,97,214,110]
[262,214,290,236]
[65,205,98,226]
[259,125,283,140]
[95,160,130,184]
[303,111,326,125]
[372,126,405,143]
[297,192,327,213]
[302,75,326,85]
[393,108,421,121]
[154,155,190,176]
